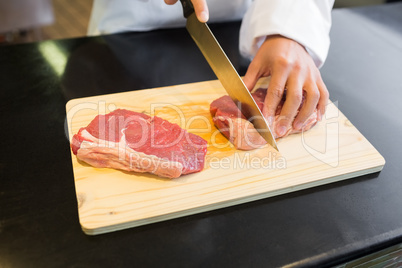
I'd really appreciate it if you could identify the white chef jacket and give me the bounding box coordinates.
[88,0,334,68]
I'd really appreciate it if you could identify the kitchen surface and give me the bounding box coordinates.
[1,2,402,267]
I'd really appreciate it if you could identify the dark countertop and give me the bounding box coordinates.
[1,3,402,268]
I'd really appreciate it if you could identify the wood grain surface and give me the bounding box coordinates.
[66,78,385,235]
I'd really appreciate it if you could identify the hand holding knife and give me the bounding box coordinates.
[178,0,279,151]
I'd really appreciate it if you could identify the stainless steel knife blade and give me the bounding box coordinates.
[179,0,279,151]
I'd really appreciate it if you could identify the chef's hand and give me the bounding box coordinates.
[164,0,209,22]
[243,35,329,137]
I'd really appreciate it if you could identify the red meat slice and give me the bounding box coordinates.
[71,109,208,179]
[210,88,318,150]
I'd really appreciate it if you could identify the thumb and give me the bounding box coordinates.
[191,0,209,22]
[164,0,178,4]
[243,64,259,92]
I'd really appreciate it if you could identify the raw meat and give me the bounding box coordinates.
[210,88,318,150]
[71,109,208,179]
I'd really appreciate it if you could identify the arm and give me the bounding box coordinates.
[240,0,334,136]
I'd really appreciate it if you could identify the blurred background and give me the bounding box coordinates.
[0,0,399,45]
[0,0,92,44]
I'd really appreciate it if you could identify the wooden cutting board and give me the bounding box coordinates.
[66,78,385,235]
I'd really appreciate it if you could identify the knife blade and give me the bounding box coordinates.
[179,0,279,151]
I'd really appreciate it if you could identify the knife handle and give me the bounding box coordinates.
[179,0,194,18]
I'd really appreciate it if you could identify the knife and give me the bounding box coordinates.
[179,0,279,151]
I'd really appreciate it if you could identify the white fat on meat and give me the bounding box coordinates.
[76,129,184,179]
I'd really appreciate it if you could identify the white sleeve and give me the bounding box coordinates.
[239,0,334,68]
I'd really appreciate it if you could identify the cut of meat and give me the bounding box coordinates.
[71,109,208,179]
[210,88,318,150]
[210,95,267,150]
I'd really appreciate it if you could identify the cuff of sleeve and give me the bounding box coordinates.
[239,0,333,68]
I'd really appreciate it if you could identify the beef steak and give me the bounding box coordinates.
[210,88,318,150]
[71,109,208,179]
